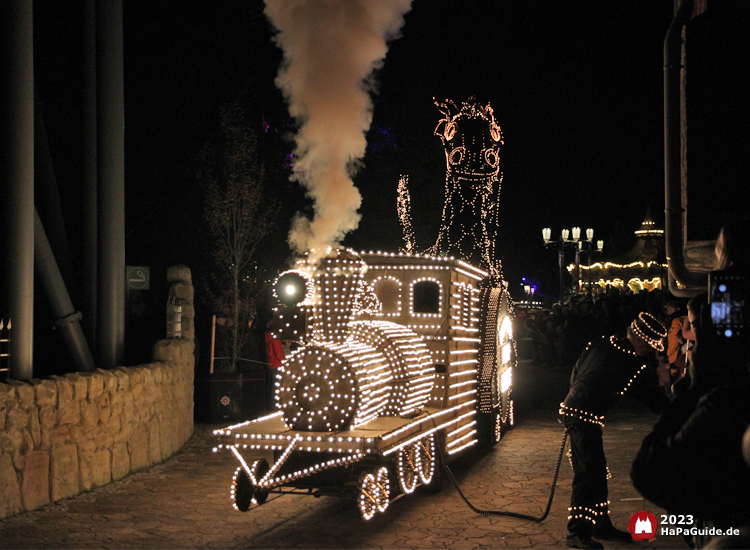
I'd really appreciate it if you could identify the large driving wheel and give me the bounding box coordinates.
[416,434,443,494]
[357,466,390,520]
[477,287,515,446]
[398,443,419,494]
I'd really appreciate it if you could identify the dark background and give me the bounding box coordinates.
[32,1,750,321]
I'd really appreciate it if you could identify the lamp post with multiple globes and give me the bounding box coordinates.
[542,227,603,302]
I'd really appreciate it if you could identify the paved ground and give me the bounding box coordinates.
[0,361,689,549]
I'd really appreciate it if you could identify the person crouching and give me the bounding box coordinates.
[562,312,668,549]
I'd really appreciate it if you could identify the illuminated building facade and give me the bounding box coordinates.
[570,211,668,293]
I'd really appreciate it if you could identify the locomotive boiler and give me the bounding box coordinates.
[214,247,515,519]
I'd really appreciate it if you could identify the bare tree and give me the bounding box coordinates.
[199,107,277,371]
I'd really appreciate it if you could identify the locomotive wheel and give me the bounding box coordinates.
[231,458,271,512]
[416,434,443,494]
[358,471,379,520]
[477,288,514,446]
[250,458,270,504]
[375,466,390,513]
[397,443,419,494]
[232,467,254,512]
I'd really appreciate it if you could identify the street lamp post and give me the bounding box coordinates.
[542,227,600,302]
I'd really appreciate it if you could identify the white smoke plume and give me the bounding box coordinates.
[264,0,413,259]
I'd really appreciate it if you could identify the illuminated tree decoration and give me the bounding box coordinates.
[397,175,417,254]
[430,97,505,281]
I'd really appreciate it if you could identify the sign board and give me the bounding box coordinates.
[126,266,150,290]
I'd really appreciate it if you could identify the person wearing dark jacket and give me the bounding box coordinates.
[631,294,750,548]
[562,311,668,549]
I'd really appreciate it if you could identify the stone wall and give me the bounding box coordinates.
[0,266,196,520]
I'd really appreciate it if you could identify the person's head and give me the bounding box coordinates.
[715,217,750,271]
[627,311,668,356]
[664,299,682,317]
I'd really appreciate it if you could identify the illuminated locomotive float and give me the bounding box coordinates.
[214,247,515,519]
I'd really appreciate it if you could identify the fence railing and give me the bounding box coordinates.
[0,318,10,380]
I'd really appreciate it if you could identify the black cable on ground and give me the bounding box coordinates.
[438,427,571,521]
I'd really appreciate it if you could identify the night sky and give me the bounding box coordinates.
[33,1,749,303]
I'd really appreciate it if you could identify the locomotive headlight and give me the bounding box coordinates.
[275,270,313,306]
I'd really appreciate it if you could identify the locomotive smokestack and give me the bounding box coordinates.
[310,249,365,344]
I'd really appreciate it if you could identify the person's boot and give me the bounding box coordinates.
[565,533,604,549]
[592,523,635,543]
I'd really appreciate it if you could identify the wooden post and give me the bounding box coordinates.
[210,314,216,374]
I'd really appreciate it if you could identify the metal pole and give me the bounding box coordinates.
[34,209,96,372]
[210,315,216,374]
[96,0,125,368]
[81,0,98,349]
[0,0,34,380]
[558,243,565,303]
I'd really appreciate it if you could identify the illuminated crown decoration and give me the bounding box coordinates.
[431,97,505,280]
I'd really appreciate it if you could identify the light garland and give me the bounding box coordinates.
[397,175,416,254]
[217,244,516,518]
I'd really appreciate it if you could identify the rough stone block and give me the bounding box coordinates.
[29,408,41,448]
[64,374,88,401]
[80,448,111,491]
[169,282,194,301]
[83,372,104,401]
[51,443,79,501]
[149,417,162,465]
[150,364,163,385]
[96,393,111,425]
[0,452,22,519]
[6,405,28,431]
[57,400,81,426]
[180,301,195,319]
[110,399,124,422]
[21,450,50,511]
[6,380,35,409]
[159,416,176,458]
[162,365,174,385]
[129,425,149,472]
[152,339,190,367]
[166,264,191,284]
[35,379,58,407]
[0,428,22,458]
[113,368,130,392]
[80,399,99,430]
[51,426,72,449]
[111,442,129,481]
[52,375,74,405]
[130,373,144,401]
[39,405,56,450]
[97,369,118,392]
[0,382,12,407]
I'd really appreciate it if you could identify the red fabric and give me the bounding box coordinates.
[265,332,284,369]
